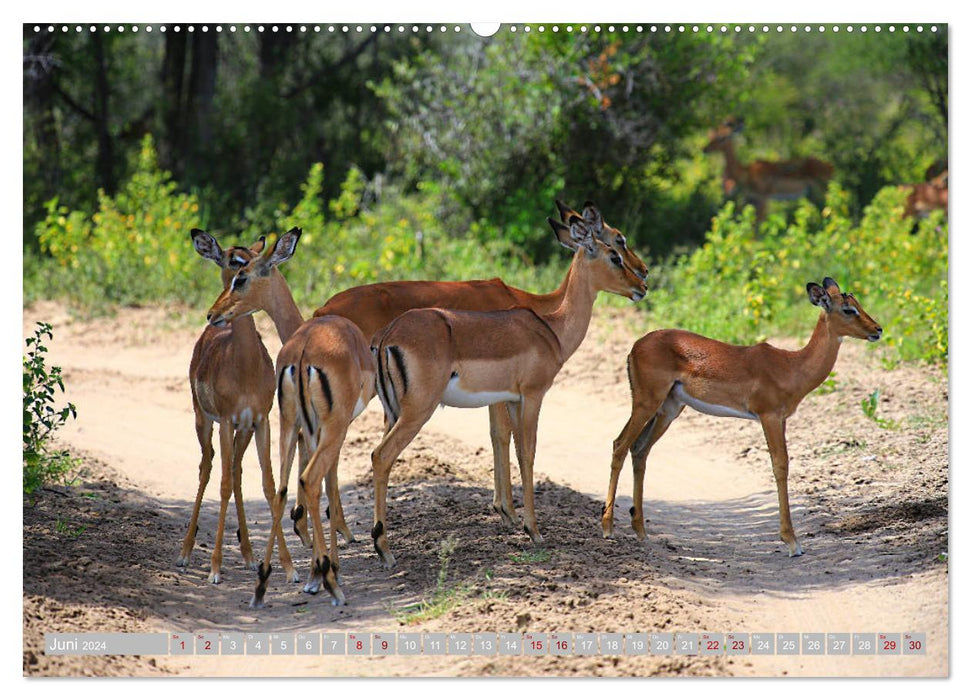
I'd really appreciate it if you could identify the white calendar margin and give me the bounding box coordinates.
[6,0,961,694]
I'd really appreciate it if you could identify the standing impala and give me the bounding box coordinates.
[207,228,374,607]
[179,231,297,584]
[901,169,948,220]
[369,215,648,568]
[704,117,834,225]
[314,201,648,530]
[602,277,882,557]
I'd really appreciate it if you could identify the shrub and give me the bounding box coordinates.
[643,183,948,366]
[23,322,78,495]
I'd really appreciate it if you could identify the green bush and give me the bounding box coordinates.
[643,182,948,366]
[23,322,78,495]
[32,135,208,308]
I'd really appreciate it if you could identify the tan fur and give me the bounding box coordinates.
[603,278,882,557]
[900,169,948,220]
[704,117,834,225]
[368,214,648,568]
[207,229,373,607]
[180,231,296,584]
[314,201,648,526]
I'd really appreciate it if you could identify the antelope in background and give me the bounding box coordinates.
[206,228,374,607]
[312,201,648,535]
[368,214,648,568]
[901,168,948,221]
[179,231,297,584]
[704,117,834,225]
[603,277,882,557]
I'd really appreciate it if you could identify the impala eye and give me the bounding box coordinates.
[231,274,247,291]
[610,253,623,267]
[842,307,858,316]
[230,255,248,268]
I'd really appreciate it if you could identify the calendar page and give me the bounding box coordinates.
[21,4,949,682]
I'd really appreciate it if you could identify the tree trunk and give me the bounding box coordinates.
[160,31,188,177]
[92,32,116,194]
[187,29,219,179]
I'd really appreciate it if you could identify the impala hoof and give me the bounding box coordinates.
[208,572,222,585]
[176,555,190,568]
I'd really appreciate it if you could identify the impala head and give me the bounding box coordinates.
[559,214,647,302]
[807,277,883,342]
[191,229,267,289]
[550,200,649,281]
[206,227,302,327]
[703,116,743,154]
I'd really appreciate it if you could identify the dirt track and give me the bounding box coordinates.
[22,301,948,677]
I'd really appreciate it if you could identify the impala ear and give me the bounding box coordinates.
[581,202,604,234]
[807,282,832,310]
[548,217,577,251]
[257,227,302,274]
[250,235,267,254]
[567,215,596,254]
[554,199,580,223]
[822,277,841,296]
[191,229,224,265]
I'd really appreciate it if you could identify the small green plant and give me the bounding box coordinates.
[815,372,839,395]
[937,552,948,564]
[23,322,79,495]
[393,535,470,624]
[506,548,552,564]
[860,389,901,430]
[55,517,86,538]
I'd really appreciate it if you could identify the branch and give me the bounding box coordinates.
[283,33,379,100]
[50,78,95,122]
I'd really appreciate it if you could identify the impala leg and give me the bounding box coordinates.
[510,398,544,543]
[290,435,312,548]
[325,467,354,544]
[488,403,517,527]
[301,421,348,605]
[231,427,255,569]
[251,413,300,608]
[371,408,436,569]
[760,416,802,557]
[254,417,297,582]
[178,406,213,567]
[603,389,668,538]
[209,422,235,584]
[629,401,684,540]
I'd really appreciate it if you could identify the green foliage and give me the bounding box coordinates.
[23,322,78,495]
[391,535,469,625]
[645,183,948,366]
[32,135,208,308]
[861,390,901,430]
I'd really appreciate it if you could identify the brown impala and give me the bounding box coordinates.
[704,117,834,225]
[207,228,374,607]
[368,214,648,568]
[603,277,882,557]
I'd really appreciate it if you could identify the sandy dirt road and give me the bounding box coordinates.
[22,302,948,677]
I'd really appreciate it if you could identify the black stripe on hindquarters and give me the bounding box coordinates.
[376,345,399,424]
[388,345,409,394]
[314,366,334,413]
[298,365,313,434]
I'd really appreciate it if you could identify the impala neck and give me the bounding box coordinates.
[516,267,572,316]
[543,250,598,360]
[718,140,746,183]
[229,313,262,363]
[263,271,305,343]
[793,312,843,398]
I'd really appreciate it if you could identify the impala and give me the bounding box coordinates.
[901,169,948,220]
[602,277,882,557]
[704,117,834,225]
[179,230,297,584]
[369,215,648,568]
[207,228,373,607]
[313,201,648,530]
